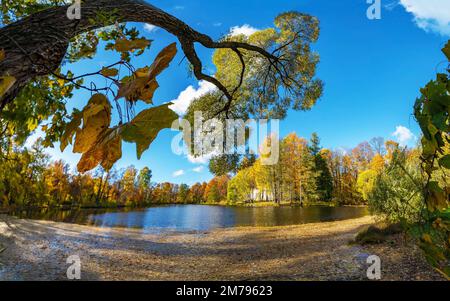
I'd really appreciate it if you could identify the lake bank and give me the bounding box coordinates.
[0,215,442,281]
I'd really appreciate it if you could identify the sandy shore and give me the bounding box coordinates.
[0,215,443,281]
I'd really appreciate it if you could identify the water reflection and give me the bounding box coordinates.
[9,205,368,233]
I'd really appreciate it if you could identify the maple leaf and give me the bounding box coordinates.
[77,127,122,173]
[121,103,178,159]
[73,94,112,153]
[115,43,177,104]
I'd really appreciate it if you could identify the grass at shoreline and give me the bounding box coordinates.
[1,200,368,213]
[201,200,368,208]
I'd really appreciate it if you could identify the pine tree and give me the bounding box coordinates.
[309,133,333,201]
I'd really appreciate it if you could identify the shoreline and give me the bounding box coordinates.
[1,202,368,213]
[0,215,443,281]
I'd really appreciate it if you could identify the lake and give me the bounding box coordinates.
[9,205,369,233]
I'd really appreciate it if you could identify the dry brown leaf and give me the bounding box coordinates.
[115,43,176,104]
[116,77,159,104]
[148,43,178,78]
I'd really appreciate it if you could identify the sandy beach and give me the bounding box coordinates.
[0,215,443,281]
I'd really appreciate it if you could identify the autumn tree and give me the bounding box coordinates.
[227,167,256,204]
[120,166,138,206]
[370,137,386,156]
[176,184,191,204]
[190,182,207,203]
[44,160,70,205]
[204,175,229,203]
[0,137,49,207]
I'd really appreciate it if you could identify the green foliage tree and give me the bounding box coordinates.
[309,133,333,201]
[137,166,152,203]
[366,150,425,223]
[412,41,450,278]
[356,169,378,202]
[208,153,241,176]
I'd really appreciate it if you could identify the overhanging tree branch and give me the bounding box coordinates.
[0,0,297,115]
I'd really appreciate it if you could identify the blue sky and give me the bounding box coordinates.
[30,0,450,185]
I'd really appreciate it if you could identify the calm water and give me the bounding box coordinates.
[9,205,369,233]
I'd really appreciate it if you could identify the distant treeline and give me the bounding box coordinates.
[226,133,415,206]
[0,136,231,208]
[0,131,420,209]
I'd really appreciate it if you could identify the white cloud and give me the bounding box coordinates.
[392,126,416,146]
[229,24,259,37]
[169,80,216,115]
[144,24,158,33]
[187,150,219,165]
[172,169,185,177]
[192,166,204,173]
[213,22,223,27]
[174,5,185,10]
[399,0,450,36]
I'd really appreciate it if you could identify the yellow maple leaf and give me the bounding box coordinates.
[77,127,122,173]
[73,94,112,153]
[0,49,5,62]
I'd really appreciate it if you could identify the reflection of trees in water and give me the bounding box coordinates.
[235,206,368,227]
[9,206,369,229]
